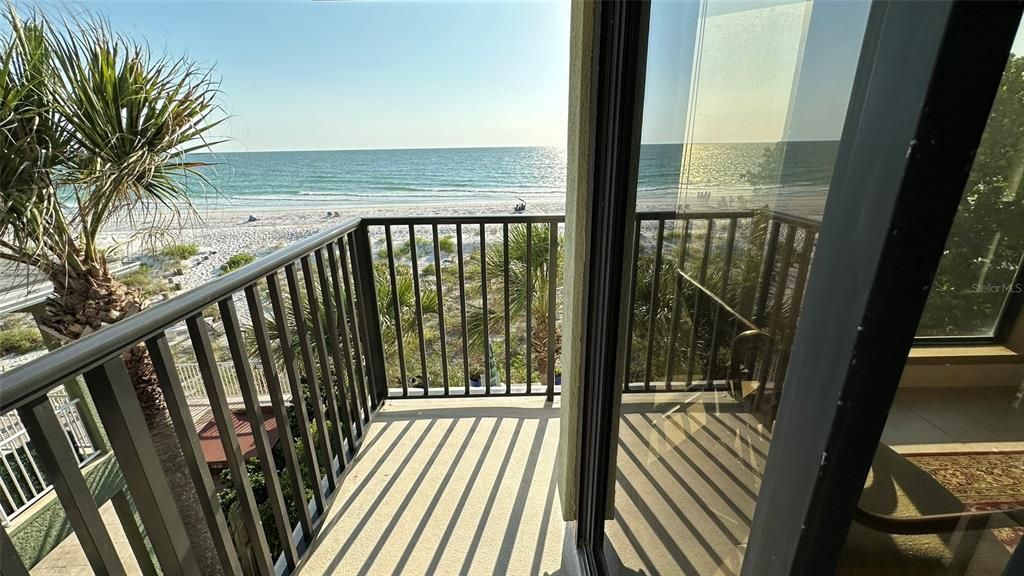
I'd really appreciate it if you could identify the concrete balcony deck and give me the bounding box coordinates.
[296,391,769,576]
[297,397,566,575]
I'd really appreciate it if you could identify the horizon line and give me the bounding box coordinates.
[202,138,840,154]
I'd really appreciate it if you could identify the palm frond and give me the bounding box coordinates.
[0,4,225,279]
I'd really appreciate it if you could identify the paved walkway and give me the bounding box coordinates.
[30,501,146,575]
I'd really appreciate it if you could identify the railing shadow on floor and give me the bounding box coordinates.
[297,399,564,576]
[606,394,768,576]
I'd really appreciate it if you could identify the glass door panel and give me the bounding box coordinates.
[608,0,870,573]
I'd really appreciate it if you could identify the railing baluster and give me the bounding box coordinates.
[186,315,275,576]
[457,224,470,395]
[0,450,27,504]
[546,222,558,401]
[686,219,716,388]
[327,243,366,430]
[385,226,408,397]
[408,225,430,396]
[17,396,126,575]
[245,283,317,545]
[85,355,202,575]
[1,524,28,576]
[268,270,327,514]
[220,294,299,569]
[770,226,810,398]
[738,214,770,320]
[503,223,512,394]
[705,218,738,385]
[146,335,242,575]
[762,225,796,384]
[643,220,666,391]
[480,223,490,394]
[9,443,34,494]
[303,255,351,470]
[753,224,796,412]
[352,226,389,407]
[753,219,783,325]
[0,457,21,512]
[338,237,371,420]
[526,223,533,394]
[664,219,692,388]
[622,219,641,391]
[22,430,47,482]
[314,250,359,451]
[110,490,158,576]
[431,225,450,396]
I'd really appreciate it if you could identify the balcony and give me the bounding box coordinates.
[0,210,825,575]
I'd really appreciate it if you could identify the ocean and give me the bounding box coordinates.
[185,142,839,211]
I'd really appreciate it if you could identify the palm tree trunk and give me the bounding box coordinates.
[41,265,224,575]
[531,307,561,386]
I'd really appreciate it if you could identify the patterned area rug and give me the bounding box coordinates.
[904,451,1024,551]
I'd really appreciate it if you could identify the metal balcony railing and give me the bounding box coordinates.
[363,214,565,399]
[0,210,816,574]
[621,209,820,427]
[0,218,378,575]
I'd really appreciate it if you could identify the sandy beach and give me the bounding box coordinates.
[99,199,572,291]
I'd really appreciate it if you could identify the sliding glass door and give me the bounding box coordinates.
[572,1,1024,574]
[607,1,869,572]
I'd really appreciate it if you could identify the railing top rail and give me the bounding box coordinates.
[0,218,360,413]
[361,213,565,226]
[636,208,821,229]
[770,211,822,231]
[638,209,758,221]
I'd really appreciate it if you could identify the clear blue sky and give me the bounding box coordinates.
[39,0,914,151]
[69,0,571,152]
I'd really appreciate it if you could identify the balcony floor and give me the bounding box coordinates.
[26,387,1019,574]
[297,396,566,575]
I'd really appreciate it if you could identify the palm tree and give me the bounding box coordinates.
[1,7,225,573]
[374,260,439,386]
[466,223,562,387]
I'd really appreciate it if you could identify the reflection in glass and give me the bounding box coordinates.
[607,0,869,574]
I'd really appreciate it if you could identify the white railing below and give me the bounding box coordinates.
[0,390,98,525]
[176,361,278,402]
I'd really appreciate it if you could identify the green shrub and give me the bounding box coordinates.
[0,327,44,355]
[159,243,199,261]
[222,252,256,273]
[119,265,165,298]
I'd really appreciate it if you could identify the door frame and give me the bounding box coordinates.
[571,0,650,573]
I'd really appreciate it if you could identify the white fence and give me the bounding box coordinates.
[176,361,274,401]
[0,387,98,525]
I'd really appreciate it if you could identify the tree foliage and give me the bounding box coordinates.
[0,5,223,282]
[918,55,1024,337]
